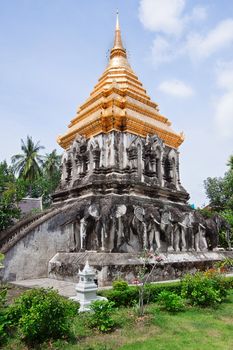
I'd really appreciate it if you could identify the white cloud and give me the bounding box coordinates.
[139,1,233,66]
[139,0,186,36]
[158,79,194,97]
[186,19,233,60]
[215,61,233,138]
[215,91,233,138]
[151,36,177,65]
[216,61,233,90]
[189,6,207,22]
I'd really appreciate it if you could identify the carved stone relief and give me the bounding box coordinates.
[70,203,224,254]
[59,132,183,193]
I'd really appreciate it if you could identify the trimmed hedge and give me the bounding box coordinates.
[98,276,233,308]
[98,281,182,307]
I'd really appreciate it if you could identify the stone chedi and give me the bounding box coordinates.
[55,14,187,205]
[1,15,231,286]
[52,15,219,255]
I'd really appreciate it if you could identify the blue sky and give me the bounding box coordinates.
[0,0,233,206]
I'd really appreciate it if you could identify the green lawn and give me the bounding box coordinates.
[3,289,233,350]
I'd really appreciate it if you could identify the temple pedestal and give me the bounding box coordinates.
[48,251,233,287]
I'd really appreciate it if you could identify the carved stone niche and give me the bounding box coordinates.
[89,139,101,171]
[65,152,72,184]
[143,135,164,184]
[163,148,179,190]
[127,145,138,170]
[72,135,88,178]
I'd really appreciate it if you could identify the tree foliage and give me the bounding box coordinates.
[11,136,44,182]
[204,155,233,211]
[0,138,61,231]
[204,155,233,244]
[0,162,21,231]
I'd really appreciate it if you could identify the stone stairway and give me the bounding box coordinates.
[0,206,62,254]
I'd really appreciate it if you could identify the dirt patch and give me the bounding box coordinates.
[0,283,29,304]
[77,316,160,349]
[206,329,222,338]
[219,317,233,325]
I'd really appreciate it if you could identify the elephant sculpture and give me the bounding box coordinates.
[169,207,187,252]
[205,214,231,250]
[160,207,176,251]
[145,206,162,252]
[73,202,229,254]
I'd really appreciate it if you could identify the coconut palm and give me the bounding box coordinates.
[11,136,44,181]
[43,149,61,178]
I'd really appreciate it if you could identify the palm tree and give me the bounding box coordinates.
[43,150,61,178]
[11,136,44,181]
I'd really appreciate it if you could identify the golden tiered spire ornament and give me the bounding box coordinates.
[57,14,184,150]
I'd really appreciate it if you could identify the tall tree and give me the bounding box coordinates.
[204,154,233,247]
[11,136,44,182]
[43,149,61,178]
[204,155,233,211]
[0,161,21,231]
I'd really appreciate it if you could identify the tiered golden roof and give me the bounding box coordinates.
[57,14,184,150]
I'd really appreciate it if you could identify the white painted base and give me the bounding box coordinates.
[70,295,107,312]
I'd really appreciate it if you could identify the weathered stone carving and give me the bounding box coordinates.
[58,132,185,199]
[146,207,161,252]
[56,131,229,255]
[69,201,228,254]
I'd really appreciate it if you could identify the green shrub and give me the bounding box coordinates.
[181,271,229,307]
[158,291,185,312]
[98,281,182,308]
[99,276,231,309]
[112,279,129,291]
[0,286,8,344]
[225,276,233,288]
[144,282,182,303]
[6,288,79,344]
[89,300,116,333]
[98,286,138,307]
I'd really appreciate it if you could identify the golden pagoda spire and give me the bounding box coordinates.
[57,14,185,150]
[113,11,124,49]
[110,11,127,60]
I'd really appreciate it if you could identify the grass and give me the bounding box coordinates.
[2,289,233,350]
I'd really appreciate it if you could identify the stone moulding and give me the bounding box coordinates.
[48,251,233,287]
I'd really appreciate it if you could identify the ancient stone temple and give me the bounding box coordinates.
[52,14,191,253]
[1,15,232,286]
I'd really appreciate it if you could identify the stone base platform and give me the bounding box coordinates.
[48,251,233,287]
[11,278,77,297]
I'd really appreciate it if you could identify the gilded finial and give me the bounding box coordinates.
[116,10,120,30]
[111,10,125,55]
